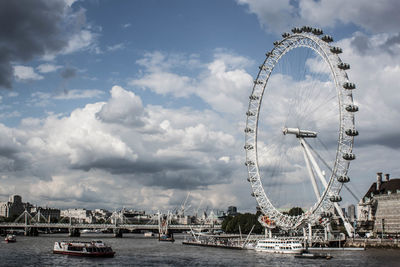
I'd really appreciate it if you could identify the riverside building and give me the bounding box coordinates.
[357,172,400,236]
[0,195,31,219]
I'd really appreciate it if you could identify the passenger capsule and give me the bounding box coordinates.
[244,127,254,133]
[343,153,356,160]
[273,41,280,46]
[302,26,312,32]
[254,80,263,85]
[249,95,259,100]
[321,35,333,42]
[343,82,356,90]
[322,211,333,218]
[251,192,259,197]
[282,32,291,38]
[247,176,257,182]
[345,104,359,112]
[338,176,350,183]
[246,111,255,116]
[312,28,323,35]
[345,129,359,136]
[291,27,302,33]
[330,195,342,202]
[266,51,273,57]
[330,47,343,54]
[338,62,350,70]
[245,160,255,166]
[244,144,254,150]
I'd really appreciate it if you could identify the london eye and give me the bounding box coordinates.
[244,26,358,236]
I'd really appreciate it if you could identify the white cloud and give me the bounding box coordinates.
[37,64,62,73]
[237,0,400,33]
[129,51,253,114]
[0,85,244,210]
[62,29,97,55]
[96,85,144,126]
[13,65,44,81]
[54,89,104,100]
[107,43,125,52]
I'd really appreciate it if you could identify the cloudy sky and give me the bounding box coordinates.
[0,0,399,214]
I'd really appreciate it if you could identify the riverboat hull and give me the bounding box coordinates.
[53,250,115,257]
[53,240,115,258]
[255,238,304,254]
[5,235,16,243]
[159,233,175,242]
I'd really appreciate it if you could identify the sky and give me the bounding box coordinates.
[0,0,400,214]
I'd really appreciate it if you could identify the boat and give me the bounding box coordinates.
[5,234,16,243]
[144,232,154,237]
[295,252,333,259]
[81,229,102,234]
[53,240,115,257]
[159,233,175,242]
[255,238,304,254]
[158,212,175,242]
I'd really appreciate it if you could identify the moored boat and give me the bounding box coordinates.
[53,240,115,257]
[5,234,16,243]
[255,238,304,254]
[159,233,175,242]
[144,232,154,237]
[295,252,333,259]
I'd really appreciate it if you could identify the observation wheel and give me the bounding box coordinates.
[244,27,358,235]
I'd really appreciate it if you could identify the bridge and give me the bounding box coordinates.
[0,210,221,237]
[0,222,221,237]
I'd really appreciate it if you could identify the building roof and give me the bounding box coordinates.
[363,178,400,199]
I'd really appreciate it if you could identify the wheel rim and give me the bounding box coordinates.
[245,28,357,230]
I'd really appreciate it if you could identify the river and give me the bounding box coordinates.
[0,234,399,266]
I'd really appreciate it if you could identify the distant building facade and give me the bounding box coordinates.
[30,206,61,222]
[61,208,94,223]
[347,204,356,223]
[0,195,29,218]
[357,172,400,236]
[227,206,237,216]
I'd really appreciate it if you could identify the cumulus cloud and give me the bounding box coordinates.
[37,63,62,73]
[96,85,145,126]
[13,66,44,81]
[335,33,400,150]
[237,0,400,33]
[0,0,98,88]
[129,51,253,114]
[0,85,244,210]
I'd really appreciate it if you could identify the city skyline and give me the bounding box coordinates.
[0,0,399,213]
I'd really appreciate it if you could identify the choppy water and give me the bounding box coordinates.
[0,233,399,266]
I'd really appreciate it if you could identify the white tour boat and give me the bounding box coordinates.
[255,238,304,254]
[53,240,115,257]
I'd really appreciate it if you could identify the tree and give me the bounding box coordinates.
[288,207,304,216]
[221,213,263,234]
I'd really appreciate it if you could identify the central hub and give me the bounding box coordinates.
[282,127,317,138]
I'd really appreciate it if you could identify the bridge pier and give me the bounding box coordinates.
[69,228,80,237]
[25,227,38,236]
[113,228,123,238]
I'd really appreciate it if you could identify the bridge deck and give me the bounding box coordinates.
[0,223,220,231]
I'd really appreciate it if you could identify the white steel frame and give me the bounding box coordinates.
[244,28,357,235]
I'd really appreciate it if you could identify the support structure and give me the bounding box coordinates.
[284,127,354,237]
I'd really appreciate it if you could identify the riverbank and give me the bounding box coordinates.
[345,238,400,248]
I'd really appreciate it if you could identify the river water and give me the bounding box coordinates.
[0,233,399,266]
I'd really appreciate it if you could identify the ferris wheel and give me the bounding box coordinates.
[244,26,358,235]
